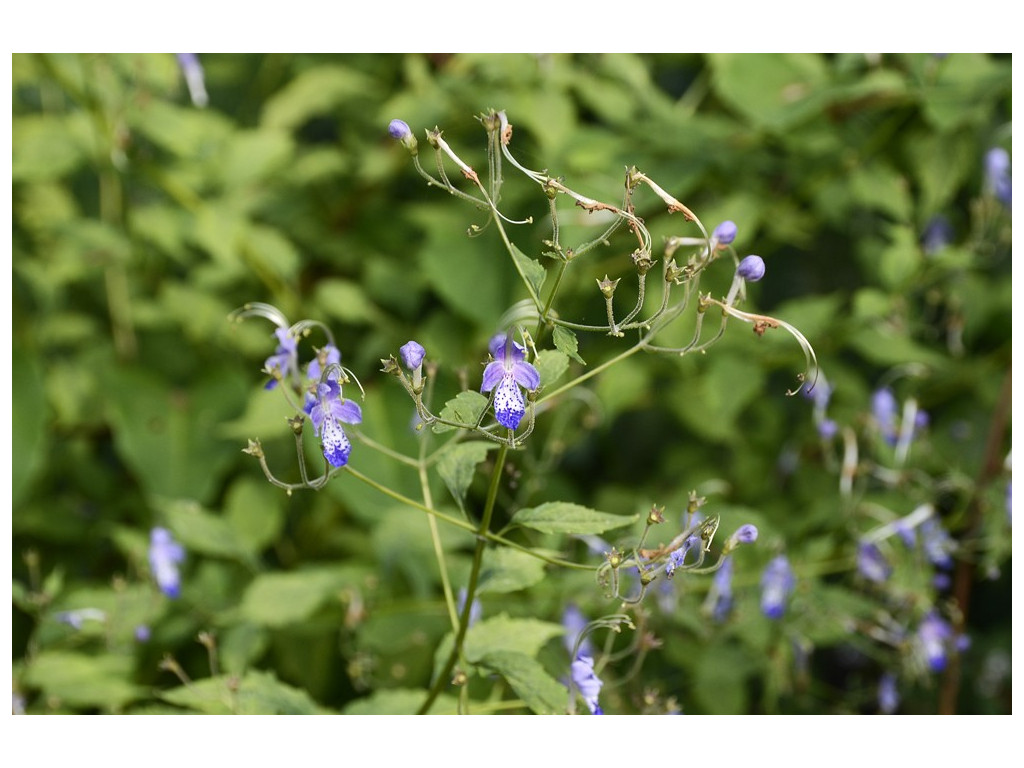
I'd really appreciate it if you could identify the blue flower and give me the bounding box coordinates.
[480,334,540,430]
[570,655,604,715]
[917,611,953,672]
[399,340,426,371]
[562,604,594,658]
[706,556,734,623]
[264,328,299,390]
[665,534,699,577]
[305,372,362,468]
[871,387,899,445]
[878,674,899,714]
[134,624,152,643]
[176,53,208,108]
[760,555,795,620]
[921,215,953,255]
[457,587,482,628]
[984,147,1011,206]
[55,608,106,630]
[919,517,954,570]
[306,344,341,383]
[149,527,185,598]
[736,254,765,282]
[712,220,738,246]
[857,541,892,583]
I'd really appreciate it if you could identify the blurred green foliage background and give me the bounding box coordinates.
[12,53,1011,714]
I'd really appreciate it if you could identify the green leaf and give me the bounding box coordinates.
[12,114,90,181]
[160,671,327,714]
[224,477,285,555]
[239,566,365,627]
[464,614,564,663]
[23,651,140,710]
[436,441,493,509]
[314,278,383,325]
[11,344,47,506]
[552,325,586,365]
[509,242,547,299]
[534,349,569,389]
[242,223,301,285]
[511,502,638,535]
[158,498,250,562]
[433,390,489,433]
[341,689,458,715]
[477,547,546,595]
[477,651,567,714]
[261,64,376,131]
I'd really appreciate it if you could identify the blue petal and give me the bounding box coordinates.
[321,418,352,467]
[481,360,505,393]
[511,360,540,391]
[492,374,526,429]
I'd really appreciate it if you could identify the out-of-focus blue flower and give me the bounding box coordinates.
[872,387,899,445]
[857,541,892,583]
[712,220,738,246]
[706,556,734,623]
[562,604,594,658]
[134,624,151,643]
[399,340,426,371]
[570,655,604,715]
[878,673,899,714]
[919,517,954,570]
[55,608,106,630]
[760,555,795,620]
[921,215,953,255]
[306,344,341,383]
[736,254,765,282]
[730,524,759,546]
[176,53,208,108]
[305,371,362,467]
[917,611,953,672]
[984,147,1011,206]
[149,527,185,598]
[456,587,482,628]
[480,333,540,430]
[818,419,839,439]
[264,328,299,390]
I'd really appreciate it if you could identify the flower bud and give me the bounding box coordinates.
[713,220,738,246]
[388,119,418,155]
[399,340,426,371]
[736,255,765,282]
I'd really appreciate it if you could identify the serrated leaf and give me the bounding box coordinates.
[433,390,489,433]
[509,242,546,299]
[534,349,569,388]
[511,502,637,535]
[436,441,493,509]
[160,671,326,714]
[477,651,567,714]
[477,547,546,595]
[552,325,585,365]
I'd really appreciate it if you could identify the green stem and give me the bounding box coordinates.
[538,340,647,407]
[417,444,509,714]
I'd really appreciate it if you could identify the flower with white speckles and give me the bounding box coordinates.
[480,333,540,430]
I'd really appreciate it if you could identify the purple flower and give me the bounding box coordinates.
[665,534,700,577]
[562,604,594,658]
[570,655,604,715]
[134,624,152,643]
[917,612,953,672]
[306,344,341,383]
[480,333,540,430]
[55,608,106,630]
[919,517,954,570]
[305,372,362,467]
[760,555,795,620]
[149,527,185,599]
[921,215,953,255]
[736,255,765,282]
[731,524,759,546]
[264,328,299,390]
[712,220,738,246]
[176,53,208,108]
[388,119,412,141]
[872,387,899,445]
[818,419,839,439]
[706,556,734,623]
[857,541,892,583]
[984,147,1011,206]
[399,340,426,371]
[878,674,899,714]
